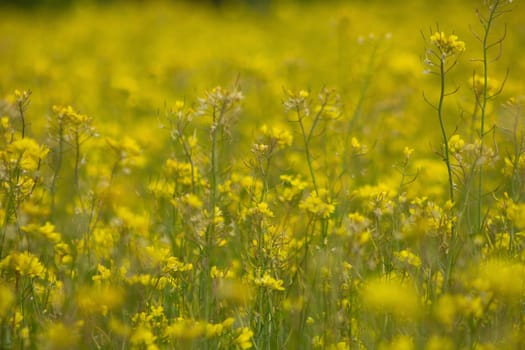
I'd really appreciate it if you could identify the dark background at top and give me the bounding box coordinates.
[1,0,291,8]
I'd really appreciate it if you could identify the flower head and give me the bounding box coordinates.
[430,31,465,57]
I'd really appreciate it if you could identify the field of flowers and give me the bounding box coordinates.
[1,0,524,349]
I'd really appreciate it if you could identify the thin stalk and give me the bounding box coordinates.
[74,130,81,193]
[297,107,318,195]
[17,102,26,139]
[177,126,196,194]
[436,56,459,292]
[203,101,225,324]
[477,2,498,233]
[347,43,378,134]
[202,104,218,323]
[438,58,455,203]
[50,122,64,217]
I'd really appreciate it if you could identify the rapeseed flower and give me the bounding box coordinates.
[472,75,499,98]
[433,293,457,327]
[429,32,465,57]
[473,258,525,300]
[379,335,414,350]
[40,322,80,350]
[215,278,253,305]
[260,124,293,149]
[0,284,14,317]
[92,263,112,284]
[130,326,158,350]
[107,136,144,169]
[75,285,124,316]
[164,319,205,339]
[109,317,131,337]
[278,174,308,202]
[21,222,61,243]
[254,273,285,291]
[52,105,91,126]
[425,335,454,350]
[362,276,420,318]
[54,242,73,268]
[235,327,254,349]
[5,137,49,171]
[242,201,274,220]
[448,134,465,154]
[394,249,422,267]
[162,256,193,274]
[299,189,336,218]
[0,251,46,279]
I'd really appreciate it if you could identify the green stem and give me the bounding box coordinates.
[438,58,455,203]
[17,101,25,139]
[50,122,64,218]
[347,43,378,134]
[437,56,459,292]
[297,108,318,195]
[74,130,81,194]
[477,1,498,233]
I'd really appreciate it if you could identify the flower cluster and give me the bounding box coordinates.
[430,31,466,57]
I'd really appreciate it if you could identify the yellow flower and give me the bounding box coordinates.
[254,273,285,291]
[299,90,309,98]
[1,116,10,129]
[0,284,14,318]
[92,264,112,284]
[52,104,91,126]
[54,242,73,268]
[331,341,349,350]
[476,259,525,299]
[472,75,498,97]
[13,89,31,104]
[455,295,484,318]
[362,276,420,318]
[394,249,422,267]
[21,222,61,243]
[174,100,185,110]
[109,317,131,337]
[236,327,254,349]
[205,318,234,338]
[448,134,465,154]
[164,318,205,340]
[40,322,80,350]
[245,201,274,219]
[165,158,195,185]
[215,278,253,305]
[162,256,193,274]
[260,124,293,149]
[5,137,49,171]
[279,174,308,202]
[183,193,203,208]
[107,136,144,168]
[0,251,46,279]
[506,200,525,229]
[76,285,124,316]
[434,294,457,327]
[425,335,454,350]
[299,189,336,218]
[351,137,361,150]
[430,31,465,56]
[403,146,414,159]
[251,143,269,154]
[130,326,157,349]
[379,335,414,350]
[114,206,149,234]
